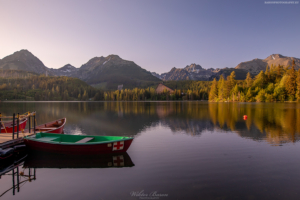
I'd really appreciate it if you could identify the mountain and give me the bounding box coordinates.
[0,49,50,75]
[209,68,249,80]
[235,54,300,74]
[76,55,160,89]
[49,64,78,77]
[154,64,218,81]
[1,50,299,87]
[0,50,160,90]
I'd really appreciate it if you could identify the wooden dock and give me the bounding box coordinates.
[0,133,33,149]
[0,111,36,149]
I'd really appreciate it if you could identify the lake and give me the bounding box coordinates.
[1,101,300,200]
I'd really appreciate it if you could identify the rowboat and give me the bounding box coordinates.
[0,118,27,133]
[24,118,66,134]
[24,133,134,154]
[24,151,134,168]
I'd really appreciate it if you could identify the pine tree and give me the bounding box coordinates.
[256,89,266,102]
[253,71,265,88]
[218,75,226,101]
[246,88,253,102]
[231,84,239,101]
[296,70,300,101]
[276,64,283,82]
[285,60,297,100]
[245,72,253,88]
[265,65,271,82]
[209,78,218,101]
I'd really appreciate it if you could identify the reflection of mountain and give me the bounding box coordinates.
[161,118,214,136]
[1,102,299,144]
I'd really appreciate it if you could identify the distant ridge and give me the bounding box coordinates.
[235,54,300,74]
[1,50,299,86]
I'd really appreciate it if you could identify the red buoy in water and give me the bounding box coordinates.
[243,115,248,120]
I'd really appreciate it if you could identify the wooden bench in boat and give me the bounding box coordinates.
[75,137,94,143]
[37,128,57,131]
[37,137,59,142]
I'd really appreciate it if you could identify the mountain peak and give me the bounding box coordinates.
[184,63,203,73]
[60,64,76,70]
[0,49,48,74]
[265,54,285,60]
[107,54,121,59]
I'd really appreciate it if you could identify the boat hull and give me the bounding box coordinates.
[24,138,133,154]
[0,118,28,133]
[24,118,66,134]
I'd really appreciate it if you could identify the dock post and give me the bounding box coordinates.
[12,169,15,195]
[28,112,31,133]
[33,112,36,134]
[17,113,19,138]
[17,167,20,192]
[12,113,15,140]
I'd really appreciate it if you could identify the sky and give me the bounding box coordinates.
[0,0,299,74]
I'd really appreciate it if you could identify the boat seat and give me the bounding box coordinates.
[37,137,59,141]
[37,128,57,131]
[75,137,94,143]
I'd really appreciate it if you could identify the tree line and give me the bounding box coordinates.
[0,76,103,101]
[1,61,299,102]
[209,60,299,102]
[103,81,210,101]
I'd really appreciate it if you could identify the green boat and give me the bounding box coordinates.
[24,133,134,154]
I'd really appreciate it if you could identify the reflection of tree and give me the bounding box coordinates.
[208,103,300,144]
[1,102,300,144]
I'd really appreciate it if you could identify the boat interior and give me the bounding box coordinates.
[33,133,130,144]
[35,119,65,131]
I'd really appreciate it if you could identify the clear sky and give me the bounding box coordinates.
[0,0,299,73]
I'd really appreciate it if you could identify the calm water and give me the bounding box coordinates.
[1,102,300,200]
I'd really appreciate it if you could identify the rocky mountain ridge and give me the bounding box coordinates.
[1,50,299,85]
[152,64,220,81]
[154,54,300,81]
[235,54,300,74]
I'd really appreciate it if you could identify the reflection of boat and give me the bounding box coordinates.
[24,151,135,168]
[24,133,134,154]
[24,118,66,134]
[0,145,27,160]
[0,153,36,197]
[0,118,27,133]
[0,153,27,176]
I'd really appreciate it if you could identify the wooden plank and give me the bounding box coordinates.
[0,132,33,148]
[75,137,94,143]
[37,137,59,141]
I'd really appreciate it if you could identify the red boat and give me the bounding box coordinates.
[0,118,27,133]
[24,133,134,155]
[25,118,66,134]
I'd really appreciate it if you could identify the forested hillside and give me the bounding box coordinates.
[0,61,299,102]
[209,61,300,102]
[103,81,210,101]
[0,76,103,101]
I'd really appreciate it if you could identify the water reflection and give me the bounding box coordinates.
[24,151,135,168]
[0,153,34,198]
[0,151,134,198]
[1,102,300,144]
